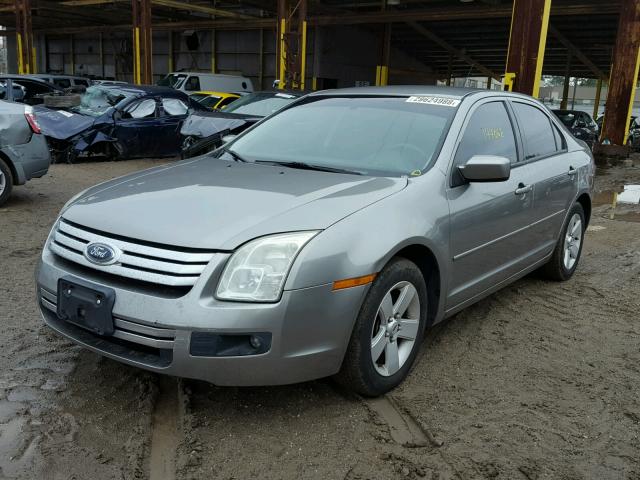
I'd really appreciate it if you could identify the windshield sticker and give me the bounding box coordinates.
[275,93,295,99]
[406,96,460,107]
[59,110,74,118]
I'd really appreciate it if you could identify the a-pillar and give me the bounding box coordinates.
[600,0,640,146]
[505,0,551,97]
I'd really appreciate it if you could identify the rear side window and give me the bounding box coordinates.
[512,102,559,160]
[184,76,200,91]
[453,101,518,174]
[217,96,238,109]
[54,79,72,89]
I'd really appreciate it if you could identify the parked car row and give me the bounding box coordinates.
[34,86,595,396]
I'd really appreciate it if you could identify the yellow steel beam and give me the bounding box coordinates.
[278,18,286,89]
[625,46,640,141]
[300,20,307,90]
[531,0,552,98]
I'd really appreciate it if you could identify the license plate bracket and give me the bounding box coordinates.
[57,276,115,336]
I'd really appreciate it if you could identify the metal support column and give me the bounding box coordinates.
[277,0,307,90]
[132,0,152,84]
[14,0,34,74]
[376,24,390,86]
[504,0,552,97]
[601,0,640,146]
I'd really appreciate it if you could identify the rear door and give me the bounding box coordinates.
[509,100,578,260]
[446,99,537,310]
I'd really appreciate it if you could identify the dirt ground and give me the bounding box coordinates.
[1,157,639,480]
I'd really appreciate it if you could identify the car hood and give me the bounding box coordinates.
[62,157,407,250]
[35,107,96,140]
[180,111,261,139]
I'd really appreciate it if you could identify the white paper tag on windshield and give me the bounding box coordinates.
[406,96,460,107]
[59,110,74,117]
[275,93,295,99]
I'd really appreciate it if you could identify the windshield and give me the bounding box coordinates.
[224,92,298,116]
[554,111,576,128]
[158,74,186,88]
[227,96,456,177]
[71,86,131,117]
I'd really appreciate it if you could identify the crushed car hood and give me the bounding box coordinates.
[180,111,260,139]
[34,107,96,140]
[62,157,407,250]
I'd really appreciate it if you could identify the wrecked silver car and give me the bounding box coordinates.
[0,100,51,206]
[36,84,207,163]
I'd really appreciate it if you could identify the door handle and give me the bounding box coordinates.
[515,183,532,195]
[567,166,577,176]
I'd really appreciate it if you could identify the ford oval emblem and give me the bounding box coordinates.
[84,242,119,265]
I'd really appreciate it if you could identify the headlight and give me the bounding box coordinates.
[216,231,319,302]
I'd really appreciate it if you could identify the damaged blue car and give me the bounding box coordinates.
[36,84,207,163]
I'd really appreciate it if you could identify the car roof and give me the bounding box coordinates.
[96,83,186,97]
[308,85,483,98]
[30,74,86,80]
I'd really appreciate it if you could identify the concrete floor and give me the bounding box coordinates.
[1,158,639,480]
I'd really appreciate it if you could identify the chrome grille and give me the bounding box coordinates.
[40,287,176,350]
[49,219,216,287]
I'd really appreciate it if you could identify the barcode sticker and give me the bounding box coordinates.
[406,96,460,107]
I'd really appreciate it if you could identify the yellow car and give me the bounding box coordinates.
[189,91,240,110]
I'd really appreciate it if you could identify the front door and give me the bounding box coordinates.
[113,97,159,158]
[446,99,537,311]
[154,97,190,157]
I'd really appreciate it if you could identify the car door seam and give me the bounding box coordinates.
[452,208,565,261]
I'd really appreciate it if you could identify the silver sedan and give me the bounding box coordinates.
[36,86,593,396]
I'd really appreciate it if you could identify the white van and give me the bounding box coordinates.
[158,72,254,93]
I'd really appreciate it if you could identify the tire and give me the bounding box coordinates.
[541,203,586,281]
[42,94,82,109]
[335,258,428,397]
[0,157,14,207]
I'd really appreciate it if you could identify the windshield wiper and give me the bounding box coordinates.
[220,148,249,163]
[254,160,362,175]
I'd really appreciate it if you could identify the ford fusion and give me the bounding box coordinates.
[36,87,594,396]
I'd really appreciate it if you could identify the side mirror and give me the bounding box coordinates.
[221,134,237,144]
[459,155,511,182]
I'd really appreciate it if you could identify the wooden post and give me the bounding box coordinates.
[504,0,552,97]
[601,0,640,146]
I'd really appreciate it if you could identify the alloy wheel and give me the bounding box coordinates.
[563,213,582,270]
[370,281,420,377]
[0,170,5,197]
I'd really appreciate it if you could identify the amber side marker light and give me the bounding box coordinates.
[332,273,377,291]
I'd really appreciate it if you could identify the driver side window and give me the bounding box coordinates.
[452,101,518,186]
[122,98,157,119]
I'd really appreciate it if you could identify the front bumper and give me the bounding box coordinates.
[36,245,368,386]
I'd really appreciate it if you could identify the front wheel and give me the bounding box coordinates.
[336,258,427,397]
[541,203,585,281]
